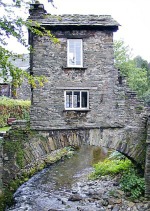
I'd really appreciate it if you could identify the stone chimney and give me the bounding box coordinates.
[29,1,47,19]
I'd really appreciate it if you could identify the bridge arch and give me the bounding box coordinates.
[38,127,147,167]
[0,118,149,198]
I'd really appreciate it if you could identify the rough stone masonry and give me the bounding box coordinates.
[18,2,149,197]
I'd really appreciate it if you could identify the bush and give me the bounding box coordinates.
[108,151,126,160]
[0,97,31,127]
[120,169,145,199]
[89,151,145,199]
[89,158,132,179]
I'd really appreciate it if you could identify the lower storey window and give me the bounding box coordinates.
[65,90,89,110]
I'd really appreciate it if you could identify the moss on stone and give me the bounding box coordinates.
[0,146,75,211]
[135,105,144,113]
[4,139,25,168]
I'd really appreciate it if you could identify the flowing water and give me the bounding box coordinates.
[6,145,109,211]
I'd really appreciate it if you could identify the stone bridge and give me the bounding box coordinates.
[0,111,149,199]
[0,2,150,200]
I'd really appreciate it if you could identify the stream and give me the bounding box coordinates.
[6,146,149,211]
[6,145,108,211]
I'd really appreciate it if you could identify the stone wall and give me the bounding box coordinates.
[27,4,149,196]
[30,29,123,130]
[1,121,85,190]
[145,115,150,198]
[0,116,149,197]
[0,138,3,195]
[0,3,147,198]
[28,7,148,164]
[17,78,31,100]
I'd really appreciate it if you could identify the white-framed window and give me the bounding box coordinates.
[67,39,83,67]
[64,90,89,110]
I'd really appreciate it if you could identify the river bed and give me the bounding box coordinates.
[6,145,149,211]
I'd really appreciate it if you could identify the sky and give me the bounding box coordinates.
[6,0,150,62]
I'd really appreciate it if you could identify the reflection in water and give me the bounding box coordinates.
[92,146,108,164]
[38,145,108,191]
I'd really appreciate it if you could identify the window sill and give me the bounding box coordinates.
[62,66,87,70]
[63,109,90,112]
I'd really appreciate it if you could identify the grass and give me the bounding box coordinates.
[0,126,11,132]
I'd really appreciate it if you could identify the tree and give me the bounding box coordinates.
[114,39,132,76]
[114,40,149,103]
[0,0,55,95]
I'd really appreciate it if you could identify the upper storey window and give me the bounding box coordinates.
[67,39,83,67]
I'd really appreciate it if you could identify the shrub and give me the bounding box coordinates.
[89,151,145,199]
[0,97,31,127]
[89,159,132,179]
[120,169,145,199]
[108,151,126,160]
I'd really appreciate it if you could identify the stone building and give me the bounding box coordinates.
[0,54,30,100]
[29,3,121,130]
[29,3,148,169]
[0,2,150,199]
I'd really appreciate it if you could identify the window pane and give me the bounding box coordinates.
[69,41,75,65]
[73,91,80,108]
[66,91,72,108]
[81,92,87,108]
[76,46,81,65]
[68,39,82,66]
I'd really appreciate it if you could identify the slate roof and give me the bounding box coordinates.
[29,4,119,31]
[41,14,119,28]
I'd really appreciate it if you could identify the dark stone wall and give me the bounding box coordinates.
[29,27,148,166]
[1,121,86,189]
[145,115,150,198]
[17,78,31,100]
[30,29,123,130]
[145,144,150,198]
[0,116,149,197]
[0,139,3,195]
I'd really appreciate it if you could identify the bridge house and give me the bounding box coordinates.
[28,3,150,197]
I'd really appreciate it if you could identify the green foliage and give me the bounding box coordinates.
[4,138,25,168]
[127,66,148,97]
[0,126,10,132]
[114,40,131,76]
[89,158,132,180]
[108,151,126,160]
[143,88,150,106]
[0,97,30,127]
[0,146,75,211]
[89,150,145,200]
[0,46,48,91]
[0,176,29,211]
[120,169,145,199]
[114,40,150,103]
[0,190,14,211]
[0,1,56,89]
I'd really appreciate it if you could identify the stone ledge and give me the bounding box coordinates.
[62,66,87,70]
[63,109,90,112]
[56,87,97,90]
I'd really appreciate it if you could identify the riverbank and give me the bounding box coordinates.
[5,145,150,211]
[66,175,150,211]
[7,173,149,211]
